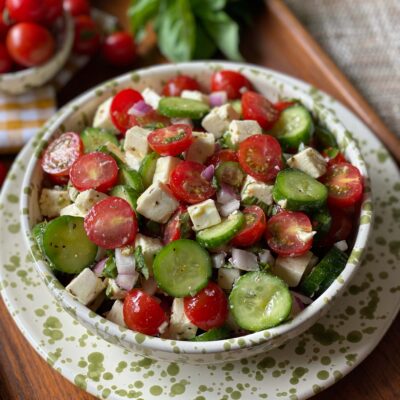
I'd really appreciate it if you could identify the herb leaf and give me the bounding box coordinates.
[134,246,149,280]
[102,256,118,279]
[128,0,160,41]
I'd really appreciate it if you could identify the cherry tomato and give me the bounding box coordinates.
[73,15,100,55]
[6,0,46,23]
[318,208,353,247]
[231,206,267,247]
[211,70,253,100]
[163,205,187,244]
[6,22,55,67]
[110,88,143,133]
[0,1,10,39]
[70,152,118,192]
[84,197,138,249]
[102,31,136,67]
[41,132,83,184]
[169,161,216,204]
[63,0,90,16]
[321,162,363,208]
[274,101,295,112]
[206,149,238,166]
[0,162,8,186]
[148,124,192,156]
[123,289,167,336]
[129,109,170,130]
[265,211,314,256]
[242,91,279,130]
[0,42,13,73]
[162,75,200,97]
[321,147,347,166]
[43,0,63,24]
[184,282,228,331]
[238,134,283,183]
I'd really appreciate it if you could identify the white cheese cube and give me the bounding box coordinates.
[136,182,179,223]
[287,147,327,179]
[201,104,240,139]
[181,90,209,104]
[228,120,262,146]
[241,175,274,206]
[106,300,126,327]
[153,156,181,184]
[187,199,221,231]
[258,249,275,267]
[124,126,151,156]
[218,267,241,291]
[105,279,128,300]
[334,240,348,252]
[272,251,315,287]
[134,234,163,274]
[75,189,108,216]
[60,204,86,218]
[125,150,143,171]
[230,248,259,271]
[66,268,106,306]
[93,97,118,134]
[168,298,197,340]
[141,88,161,109]
[277,199,287,209]
[39,189,71,218]
[185,131,215,164]
[68,182,79,202]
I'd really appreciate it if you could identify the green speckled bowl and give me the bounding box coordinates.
[20,62,373,364]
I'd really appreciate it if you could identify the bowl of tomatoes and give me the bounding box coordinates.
[20,62,373,364]
[0,0,74,95]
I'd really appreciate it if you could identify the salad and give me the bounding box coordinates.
[33,69,364,341]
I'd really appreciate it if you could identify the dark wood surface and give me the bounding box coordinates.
[1,1,399,399]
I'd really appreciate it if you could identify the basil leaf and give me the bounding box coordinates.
[134,246,149,280]
[193,22,217,60]
[190,0,226,11]
[128,0,160,38]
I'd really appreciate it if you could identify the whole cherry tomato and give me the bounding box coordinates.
[6,0,46,23]
[102,31,136,67]
[73,15,100,55]
[63,0,90,16]
[0,42,13,73]
[162,75,200,97]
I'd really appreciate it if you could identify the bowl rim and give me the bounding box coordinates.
[20,61,373,356]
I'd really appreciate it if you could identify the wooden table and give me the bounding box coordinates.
[1,1,399,399]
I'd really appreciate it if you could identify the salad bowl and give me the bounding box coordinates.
[20,62,373,364]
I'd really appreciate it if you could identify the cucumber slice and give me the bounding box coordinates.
[230,100,242,116]
[229,271,292,331]
[153,239,212,297]
[139,152,160,188]
[81,127,118,153]
[110,185,139,211]
[221,131,237,150]
[314,126,337,150]
[273,168,328,212]
[42,216,98,274]
[300,246,348,298]
[312,208,332,242]
[270,105,314,150]
[215,161,245,189]
[119,166,145,194]
[192,326,230,342]
[158,97,210,119]
[32,221,47,256]
[196,211,245,249]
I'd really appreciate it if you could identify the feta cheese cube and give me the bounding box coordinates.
[153,156,181,184]
[134,234,163,274]
[241,175,274,206]
[68,182,79,202]
[125,150,143,171]
[218,267,241,291]
[39,189,71,218]
[75,189,108,216]
[287,147,327,178]
[124,126,151,156]
[66,268,106,305]
[105,279,128,300]
[93,97,118,134]
[185,131,215,164]
[136,182,179,223]
[187,199,221,231]
[230,248,259,271]
[228,120,262,146]
[168,298,197,340]
[106,300,126,327]
[60,204,86,218]
[201,104,240,139]
[258,249,275,267]
[334,240,348,251]
[181,90,209,104]
[141,88,161,109]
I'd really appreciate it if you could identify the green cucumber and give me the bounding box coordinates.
[314,125,337,149]
[215,161,245,189]
[229,271,292,331]
[153,239,212,297]
[300,247,348,298]
[139,152,159,188]
[270,105,314,150]
[97,142,126,166]
[312,208,332,242]
[158,97,210,119]
[196,211,245,249]
[230,99,242,117]
[273,168,328,212]
[110,185,139,211]
[192,327,230,342]
[119,166,144,194]
[32,222,47,256]
[42,216,98,274]
[81,127,118,153]
[221,131,237,150]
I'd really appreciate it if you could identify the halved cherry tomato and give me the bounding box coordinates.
[206,149,238,166]
[70,152,118,192]
[318,208,353,248]
[242,91,279,130]
[211,70,253,100]
[169,161,216,204]
[0,42,13,73]
[63,0,90,16]
[321,147,347,166]
[265,211,314,256]
[184,282,228,331]
[148,124,192,156]
[6,0,46,23]
[163,205,188,244]
[238,134,283,183]
[129,109,170,130]
[110,88,143,133]
[162,75,200,97]
[231,205,267,247]
[0,162,8,187]
[84,197,138,249]
[274,101,295,112]
[123,289,167,336]
[102,31,136,67]
[73,15,100,55]
[321,162,363,207]
[41,132,83,184]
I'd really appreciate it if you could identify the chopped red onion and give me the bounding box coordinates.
[219,199,240,217]
[209,91,228,107]
[92,258,107,277]
[171,117,193,126]
[115,248,136,275]
[95,247,107,262]
[128,100,153,117]
[200,164,215,181]
[211,252,226,269]
[116,272,139,291]
[290,292,306,317]
[258,249,275,266]
[217,183,239,204]
[230,248,259,271]
[291,291,313,305]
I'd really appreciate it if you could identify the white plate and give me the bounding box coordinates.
[1,67,399,400]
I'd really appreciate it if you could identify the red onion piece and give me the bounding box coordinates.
[230,248,259,271]
[115,248,136,275]
[219,199,240,217]
[258,249,275,266]
[171,117,193,127]
[211,252,226,269]
[116,272,139,291]
[209,91,228,107]
[128,100,153,117]
[291,291,313,305]
[200,164,215,181]
[141,277,158,296]
[217,183,239,204]
[92,258,107,277]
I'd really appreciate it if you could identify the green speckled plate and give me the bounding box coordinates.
[1,70,399,400]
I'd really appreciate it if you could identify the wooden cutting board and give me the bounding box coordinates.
[1,1,399,399]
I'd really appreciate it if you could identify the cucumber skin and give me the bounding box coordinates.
[312,208,332,243]
[110,185,139,211]
[192,327,230,342]
[139,152,160,188]
[314,126,337,150]
[215,161,245,188]
[119,167,145,194]
[81,127,118,153]
[158,97,210,119]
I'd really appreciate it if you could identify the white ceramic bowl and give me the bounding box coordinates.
[20,62,373,364]
[0,14,74,95]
